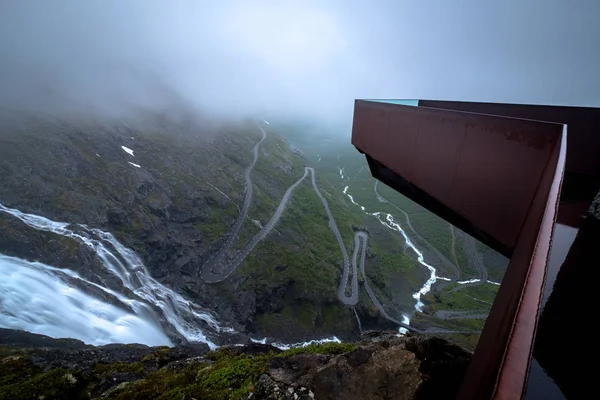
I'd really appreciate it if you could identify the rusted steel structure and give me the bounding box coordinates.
[351,100,600,399]
[416,100,600,229]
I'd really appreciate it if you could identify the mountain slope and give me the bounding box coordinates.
[273,120,508,340]
[0,112,428,345]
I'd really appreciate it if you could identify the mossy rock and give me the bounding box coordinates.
[275,342,355,358]
[0,367,89,400]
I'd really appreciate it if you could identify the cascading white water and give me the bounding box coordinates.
[399,314,411,335]
[0,197,350,347]
[0,254,171,346]
[0,202,227,349]
[0,126,389,348]
[371,212,442,311]
[457,279,500,285]
[1,124,445,347]
[343,186,365,211]
[250,336,341,350]
[342,182,495,335]
[341,185,451,316]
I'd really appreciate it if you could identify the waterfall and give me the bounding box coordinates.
[0,202,229,349]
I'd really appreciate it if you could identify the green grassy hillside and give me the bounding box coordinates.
[276,121,508,335]
[0,114,429,343]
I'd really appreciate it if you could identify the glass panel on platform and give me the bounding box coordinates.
[366,99,419,107]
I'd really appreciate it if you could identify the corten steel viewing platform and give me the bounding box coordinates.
[351,100,600,399]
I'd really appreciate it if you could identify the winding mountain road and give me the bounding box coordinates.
[201,127,267,282]
[375,181,490,294]
[200,123,478,334]
[448,234,489,293]
[434,310,489,320]
[450,225,460,268]
[374,181,460,281]
[372,179,492,327]
[464,235,488,283]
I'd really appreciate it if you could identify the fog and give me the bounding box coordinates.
[1,0,599,124]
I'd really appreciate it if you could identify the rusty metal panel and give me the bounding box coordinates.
[458,127,566,400]
[351,100,566,400]
[495,129,565,399]
[351,100,389,160]
[449,116,557,250]
[385,106,420,181]
[406,109,466,201]
[418,100,600,215]
[352,100,562,253]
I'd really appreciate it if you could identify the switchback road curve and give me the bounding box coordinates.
[201,123,478,334]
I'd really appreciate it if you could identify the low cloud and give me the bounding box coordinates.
[1,0,598,126]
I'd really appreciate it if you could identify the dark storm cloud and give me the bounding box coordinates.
[1,0,598,123]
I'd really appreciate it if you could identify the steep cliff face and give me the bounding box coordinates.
[0,113,425,345]
[0,328,471,400]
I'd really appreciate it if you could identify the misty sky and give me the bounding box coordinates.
[1,0,599,123]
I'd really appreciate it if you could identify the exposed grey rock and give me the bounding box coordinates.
[259,335,472,400]
[588,190,600,219]
[0,329,472,400]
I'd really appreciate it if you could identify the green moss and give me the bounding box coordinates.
[204,348,234,362]
[0,368,89,400]
[0,347,21,358]
[106,370,190,400]
[94,361,145,377]
[0,356,41,387]
[194,355,269,399]
[91,341,352,400]
[276,342,355,358]
[107,352,270,400]
[140,347,170,362]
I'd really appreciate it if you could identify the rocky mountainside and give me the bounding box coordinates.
[0,328,471,400]
[0,111,429,346]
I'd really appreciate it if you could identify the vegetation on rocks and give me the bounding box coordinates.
[0,332,351,400]
[0,328,472,400]
[274,342,355,358]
